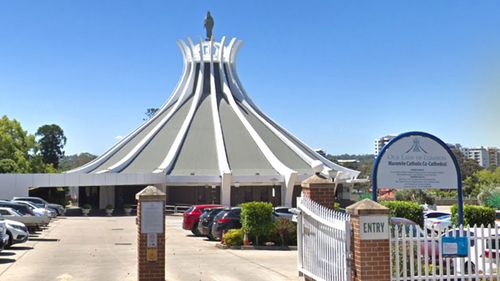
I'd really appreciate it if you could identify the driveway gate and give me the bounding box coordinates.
[297,197,351,281]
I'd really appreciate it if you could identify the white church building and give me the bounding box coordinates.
[0,31,364,209]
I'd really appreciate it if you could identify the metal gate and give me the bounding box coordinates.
[297,197,351,281]
[390,224,500,280]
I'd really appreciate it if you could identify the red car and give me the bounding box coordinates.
[182,204,223,235]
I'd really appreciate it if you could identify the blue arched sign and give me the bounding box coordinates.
[372,131,464,225]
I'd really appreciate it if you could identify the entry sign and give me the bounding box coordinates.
[360,216,389,240]
[441,236,469,257]
[141,201,164,234]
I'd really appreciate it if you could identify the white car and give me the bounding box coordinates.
[3,219,29,248]
[14,200,56,218]
[12,197,65,216]
[0,207,49,228]
[273,207,294,220]
[496,210,500,228]
[424,211,452,232]
[0,221,8,251]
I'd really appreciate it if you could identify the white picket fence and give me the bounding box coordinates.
[297,197,351,281]
[391,224,500,280]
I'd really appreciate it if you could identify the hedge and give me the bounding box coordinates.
[381,201,424,226]
[224,229,243,246]
[451,204,496,226]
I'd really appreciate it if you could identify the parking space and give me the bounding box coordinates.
[0,215,299,281]
[0,216,137,281]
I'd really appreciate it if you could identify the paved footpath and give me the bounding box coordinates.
[0,215,300,281]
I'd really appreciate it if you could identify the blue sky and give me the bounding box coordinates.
[1,1,499,156]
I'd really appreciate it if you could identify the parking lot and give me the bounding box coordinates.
[0,215,299,281]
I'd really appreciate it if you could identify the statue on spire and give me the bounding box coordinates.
[204,11,214,41]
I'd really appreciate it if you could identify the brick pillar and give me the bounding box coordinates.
[301,173,336,209]
[136,186,166,281]
[300,173,336,281]
[346,199,390,281]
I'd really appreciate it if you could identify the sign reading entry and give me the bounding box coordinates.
[376,135,458,189]
[359,216,389,240]
[141,201,164,234]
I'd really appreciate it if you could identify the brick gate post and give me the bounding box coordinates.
[301,173,336,209]
[300,174,337,281]
[346,199,390,281]
[136,186,166,281]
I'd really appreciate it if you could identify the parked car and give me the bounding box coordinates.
[182,204,223,236]
[273,207,294,220]
[197,207,225,240]
[0,220,8,252]
[4,219,29,248]
[0,200,36,216]
[0,207,49,229]
[424,211,452,232]
[13,200,56,218]
[12,197,65,216]
[496,210,500,227]
[390,217,426,237]
[211,207,242,241]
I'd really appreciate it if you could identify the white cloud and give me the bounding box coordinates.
[114,135,124,140]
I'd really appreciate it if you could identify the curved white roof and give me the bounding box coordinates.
[67,36,360,195]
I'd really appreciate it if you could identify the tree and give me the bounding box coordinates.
[36,124,67,169]
[143,108,159,121]
[450,147,483,180]
[241,202,274,246]
[59,153,97,171]
[0,115,38,173]
[0,159,19,173]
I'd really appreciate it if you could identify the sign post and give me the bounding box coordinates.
[372,132,464,225]
[136,186,166,281]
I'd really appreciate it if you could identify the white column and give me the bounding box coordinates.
[221,173,232,206]
[69,186,79,206]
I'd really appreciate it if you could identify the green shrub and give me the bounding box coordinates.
[83,204,92,210]
[333,202,341,211]
[451,204,496,226]
[224,229,243,246]
[381,201,424,226]
[484,192,500,209]
[273,218,296,246]
[105,204,113,210]
[394,190,435,205]
[241,202,273,246]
